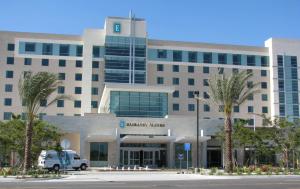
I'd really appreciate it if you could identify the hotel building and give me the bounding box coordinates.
[1,15,300,168]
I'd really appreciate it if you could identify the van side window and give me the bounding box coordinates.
[74,154,80,160]
[46,154,53,159]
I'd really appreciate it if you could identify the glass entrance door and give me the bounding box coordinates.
[129,151,140,166]
[143,151,153,166]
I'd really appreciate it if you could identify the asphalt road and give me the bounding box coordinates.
[1,177,300,189]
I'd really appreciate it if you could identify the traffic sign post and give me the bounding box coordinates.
[178,153,184,173]
[184,143,190,173]
[60,139,70,174]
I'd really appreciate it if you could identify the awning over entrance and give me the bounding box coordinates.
[175,136,211,143]
[86,134,117,142]
[121,135,176,143]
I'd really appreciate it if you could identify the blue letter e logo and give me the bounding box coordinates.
[114,23,121,33]
[119,120,126,128]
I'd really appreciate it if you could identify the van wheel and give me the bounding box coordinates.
[80,164,87,171]
[53,164,60,172]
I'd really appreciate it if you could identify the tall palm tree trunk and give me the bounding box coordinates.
[224,114,233,173]
[23,119,33,174]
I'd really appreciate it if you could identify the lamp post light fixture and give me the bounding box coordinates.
[194,91,200,172]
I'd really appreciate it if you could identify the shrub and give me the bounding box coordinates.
[210,167,218,175]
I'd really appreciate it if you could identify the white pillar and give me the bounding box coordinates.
[201,141,207,168]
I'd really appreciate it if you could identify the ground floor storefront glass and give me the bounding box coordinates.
[90,142,108,167]
[119,143,167,168]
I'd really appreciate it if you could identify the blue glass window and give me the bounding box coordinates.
[7,57,14,64]
[76,45,83,57]
[59,59,66,67]
[25,42,35,52]
[110,91,168,118]
[157,77,164,84]
[172,78,179,85]
[203,92,209,99]
[248,106,254,113]
[173,51,182,62]
[42,59,49,66]
[157,49,167,58]
[92,74,99,81]
[247,55,255,66]
[76,60,82,67]
[4,84,13,92]
[218,53,227,64]
[7,44,15,51]
[261,70,267,77]
[188,66,194,73]
[203,52,212,63]
[188,78,194,86]
[173,65,179,72]
[74,100,81,108]
[57,100,64,107]
[262,94,268,101]
[24,58,32,65]
[75,73,82,81]
[59,44,70,56]
[92,87,98,95]
[157,64,164,71]
[93,46,100,58]
[42,43,53,55]
[262,107,268,113]
[3,112,12,120]
[40,99,47,107]
[173,104,179,111]
[188,52,197,63]
[58,86,65,94]
[6,71,13,78]
[173,90,179,98]
[203,66,209,73]
[204,104,210,112]
[75,87,82,94]
[58,73,65,80]
[4,98,12,106]
[233,54,241,65]
[91,101,98,108]
[203,79,209,86]
[92,61,99,68]
[234,106,239,113]
[188,91,194,98]
[261,82,268,89]
[188,104,195,111]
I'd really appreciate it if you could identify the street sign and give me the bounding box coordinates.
[184,143,190,151]
[177,153,184,160]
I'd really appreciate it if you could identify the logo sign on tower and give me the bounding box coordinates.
[113,23,121,33]
[119,120,126,128]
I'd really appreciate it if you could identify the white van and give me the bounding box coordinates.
[38,150,89,171]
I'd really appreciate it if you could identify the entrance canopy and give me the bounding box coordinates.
[175,136,211,143]
[86,134,117,142]
[121,135,176,143]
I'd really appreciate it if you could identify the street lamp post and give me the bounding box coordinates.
[194,91,200,172]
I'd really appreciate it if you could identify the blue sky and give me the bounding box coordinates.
[0,0,299,46]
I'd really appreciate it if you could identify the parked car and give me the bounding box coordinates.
[38,150,88,171]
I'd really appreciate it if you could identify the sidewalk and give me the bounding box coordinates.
[1,171,300,183]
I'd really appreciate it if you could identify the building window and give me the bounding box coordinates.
[247,55,255,66]
[25,42,35,52]
[218,53,227,64]
[261,82,267,89]
[262,106,268,113]
[76,45,83,57]
[7,57,14,65]
[188,52,197,62]
[74,100,81,108]
[261,70,267,77]
[92,74,99,81]
[173,103,179,111]
[172,77,179,85]
[57,100,64,107]
[247,69,253,74]
[291,56,297,67]
[218,67,224,74]
[157,49,167,58]
[75,73,82,81]
[92,87,98,95]
[203,52,212,63]
[3,112,12,120]
[4,98,12,106]
[277,55,283,66]
[76,60,82,68]
[42,43,53,55]
[203,66,209,73]
[248,106,254,113]
[7,43,15,51]
[58,73,66,80]
[40,99,47,107]
[93,46,100,58]
[188,66,194,73]
[42,59,49,66]
[173,65,179,72]
[59,59,66,67]
[233,54,241,65]
[57,86,65,94]
[173,51,182,62]
[247,94,254,100]
[91,101,98,108]
[6,71,14,78]
[188,91,194,98]
[188,78,194,86]
[74,87,82,94]
[203,92,210,99]
[157,77,164,84]
[5,84,13,92]
[157,64,164,71]
[247,81,253,88]
[262,94,268,101]
[232,68,239,74]
[92,61,99,68]
[188,104,195,111]
[59,44,70,56]
[203,79,209,86]
[204,104,210,112]
[280,105,285,116]
[261,56,268,67]
[57,113,64,116]
[233,106,239,113]
[24,58,32,65]
[173,90,179,98]
[248,119,254,126]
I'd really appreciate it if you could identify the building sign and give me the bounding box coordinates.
[113,23,121,33]
[119,120,165,128]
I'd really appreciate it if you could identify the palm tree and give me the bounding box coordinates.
[206,70,259,173]
[19,72,69,173]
